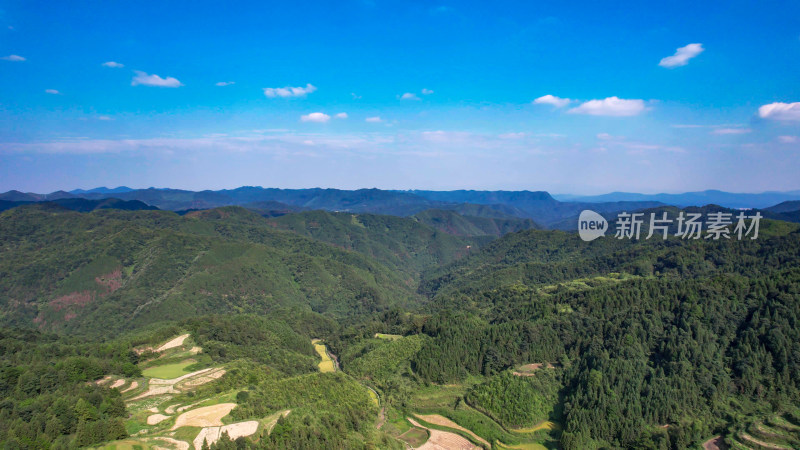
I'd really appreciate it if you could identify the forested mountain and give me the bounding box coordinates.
[0,205,419,335]
[412,209,540,237]
[1,196,800,449]
[265,210,477,282]
[0,198,157,213]
[0,187,675,226]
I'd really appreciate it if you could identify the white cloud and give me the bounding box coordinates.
[758,102,800,121]
[778,135,798,143]
[596,133,616,140]
[533,95,570,108]
[498,132,526,139]
[422,88,434,95]
[659,43,704,68]
[1,54,25,61]
[365,116,382,123]
[98,116,112,121]
[215,81,235,86]
[712,128,751,135]
[300,112,330,123]
[400,92,420,100]
[263,83,316,98]
[334,113,348,119]
[102,61,124,68]
[45,89,60,95]
[568,97,646,117]
[351,92,362,100]
[131,71,183,87]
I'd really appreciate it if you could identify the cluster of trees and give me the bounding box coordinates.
[229,372,380,448]
[0,328,136,448]
[466,370,561,428]
[183,315,318,376]
[407,225,800,449]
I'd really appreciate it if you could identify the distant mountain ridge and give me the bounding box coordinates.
[556,189,800,209]
[3,186,800,228]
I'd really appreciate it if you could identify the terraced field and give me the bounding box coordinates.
[721,412,800,450]
[91,334,288,450]
[312,338,336,372]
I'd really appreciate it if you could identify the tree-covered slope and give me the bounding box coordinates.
[412,208,540,237]
[266,210,477,282]
[408,224,800,449]
[0,205,417,335]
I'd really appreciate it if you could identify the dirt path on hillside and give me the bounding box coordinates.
[702,436,728,450]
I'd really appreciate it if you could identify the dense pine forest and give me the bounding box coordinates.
[1,201,799,449]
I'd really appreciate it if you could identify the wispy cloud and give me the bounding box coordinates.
[300,112,330,123]
[758,102,800,121]
[102,61,124,68]
[712,128,751,135]
[400,92,420,100]
[334,113,348,119]
[44,89,60,95]
[1,54,25,61]
[498,132,526,139]
[568,97,646,117]
[131,71,183,87]
[596,133,618,140]
[365,116,382,123]
[98,116,113,121]
[215,81,235,86]
[351,92,362,100]
[778,135,798,144]
[422,88,434,95]
[533,95,570,108]
[659,43,704,68]
[264,83,316,98]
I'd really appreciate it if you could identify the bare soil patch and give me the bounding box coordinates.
[157,334,190,352]
[414,414,490,448]
[147,413,171,425]
[513,363,559,377]
[702,436,728,450]
[193,421,259,449]
[171,403,237,430]
[110,379,126,389]
[407,417,480,450]
[177,368,226,390]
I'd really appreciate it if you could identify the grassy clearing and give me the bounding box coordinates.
[312,339,335,372]
[142,361,194,379]
[367,388,379,406]
[512,421,558,433]
[398,426,429,447]
[411,382,470,409]
[374,333,403,340]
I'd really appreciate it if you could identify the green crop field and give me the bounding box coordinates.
[141,361,194,379]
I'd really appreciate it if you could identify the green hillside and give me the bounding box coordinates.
[266,210,477,282]
[413,208,540,237]
[2,203,800,449]
[0,205,417,335]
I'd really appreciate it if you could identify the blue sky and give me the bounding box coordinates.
[1,0,799,194]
